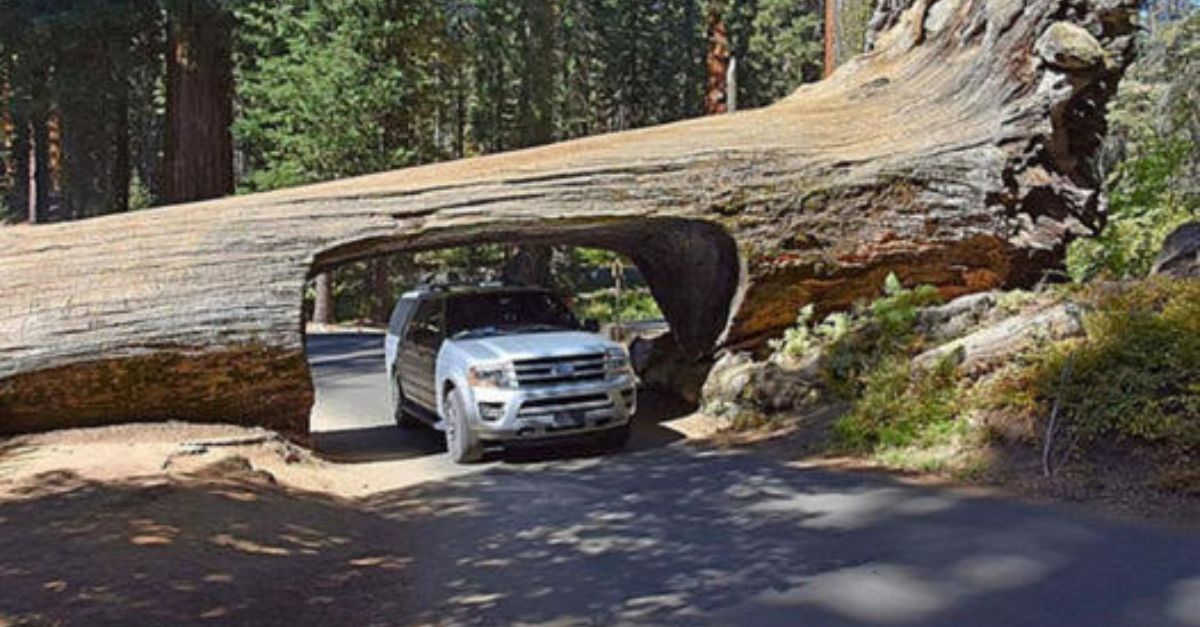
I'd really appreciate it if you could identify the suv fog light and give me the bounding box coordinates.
[478,402,505,422]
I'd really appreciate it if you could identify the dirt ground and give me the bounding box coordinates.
[2,412,1198,625]
[0,402,723,627]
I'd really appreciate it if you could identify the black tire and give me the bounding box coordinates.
[598,422,632,452]
[388,371,423,429]
[443,389,483,463]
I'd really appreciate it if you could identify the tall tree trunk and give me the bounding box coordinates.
[370,259,390,325]
[313,272,334,325]
[31,112,50,223]
[705,9,731,115]
[825,0,876,75]
[454,66,466,159]
[162,0,234,205]
[1,72,14,220]
[8,114,29,223]
[112,84,131,214]
[824,0,837,77]
[518,0,556,148]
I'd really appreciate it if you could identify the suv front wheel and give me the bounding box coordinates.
[443,389,483,463]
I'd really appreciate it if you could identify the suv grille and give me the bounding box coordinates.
[518,393,613,416]
[513,353,606,387]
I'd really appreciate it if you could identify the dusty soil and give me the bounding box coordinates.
[0,404,725,626]
[1,412,1197,625]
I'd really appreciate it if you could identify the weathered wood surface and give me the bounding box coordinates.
[0,0,1136,436]
[914,302,1085,375]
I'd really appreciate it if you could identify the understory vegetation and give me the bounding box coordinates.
[987,280,1200,474]
[757,274,1200,490]
[1066,12,1199,280]
[721,9,1199,492]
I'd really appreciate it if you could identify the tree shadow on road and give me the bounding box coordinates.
[365,444,1200,626]
[1,441,1197,626]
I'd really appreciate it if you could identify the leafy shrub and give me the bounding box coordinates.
[1017,278,1200,456]
[822,274,942,396]
[1067,14,1200,281]
[768,304,849,362]
[1068,136,1198,280]
[833,355,962,454]
[574,288,662,324]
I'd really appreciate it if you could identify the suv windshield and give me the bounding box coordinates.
[445,291,580,339]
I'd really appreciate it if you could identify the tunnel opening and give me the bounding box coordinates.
[306,218,742,356]
[299,217,742,458]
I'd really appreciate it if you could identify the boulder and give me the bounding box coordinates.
[915,292,1001,342]
[914,303,1085,376]
[1151,222,1200,279]
[1036,22,1108,71]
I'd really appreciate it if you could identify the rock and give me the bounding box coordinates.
[1036,22,1107,71]
[915,292,1000,342]
[701,351,824,417]
[701,352,758,410]
[634,333,711,406]
[1151,222,1200,279]
[914,303,1085,376]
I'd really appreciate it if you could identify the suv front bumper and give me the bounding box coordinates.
[464,375,637,442]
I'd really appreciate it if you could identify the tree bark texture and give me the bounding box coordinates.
[161,0,234,205]
[705,10,732,115]
[825,0,878,75]
[0,0,1138,438]
[312,273,334,326]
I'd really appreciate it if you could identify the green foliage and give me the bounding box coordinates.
[768,304,849,361]
[742,0,824,106]
[832,355,962,454]
[822,274,942,396]
[574,288,663,324]
[2,0,828,218]
[1068,135,1198,279]
[1021,278,1200,455]
[233,0,448,190]
[1068,12,1200,280]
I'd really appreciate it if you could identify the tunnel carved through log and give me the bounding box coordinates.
[0,0,1138,437]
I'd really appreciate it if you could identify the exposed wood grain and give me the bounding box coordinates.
[0,0,1137,436]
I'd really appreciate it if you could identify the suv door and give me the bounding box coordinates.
[398,297,444,412]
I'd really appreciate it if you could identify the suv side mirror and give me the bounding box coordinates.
[582,319,601,333]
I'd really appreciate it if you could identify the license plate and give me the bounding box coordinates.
[553,411,585,428]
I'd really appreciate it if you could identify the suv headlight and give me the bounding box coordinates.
[605,347,631,377]
[467,363,517,389]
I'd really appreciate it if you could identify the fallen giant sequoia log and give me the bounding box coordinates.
[0,0,1136,436]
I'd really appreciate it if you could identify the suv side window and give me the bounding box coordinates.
[388,298,412,336]
[406,298,444,350]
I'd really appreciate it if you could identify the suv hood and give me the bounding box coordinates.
[448,331,618,363]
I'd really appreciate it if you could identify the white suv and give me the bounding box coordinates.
[384,285,637,463]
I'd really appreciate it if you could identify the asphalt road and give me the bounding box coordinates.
[306,333,1200,627]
